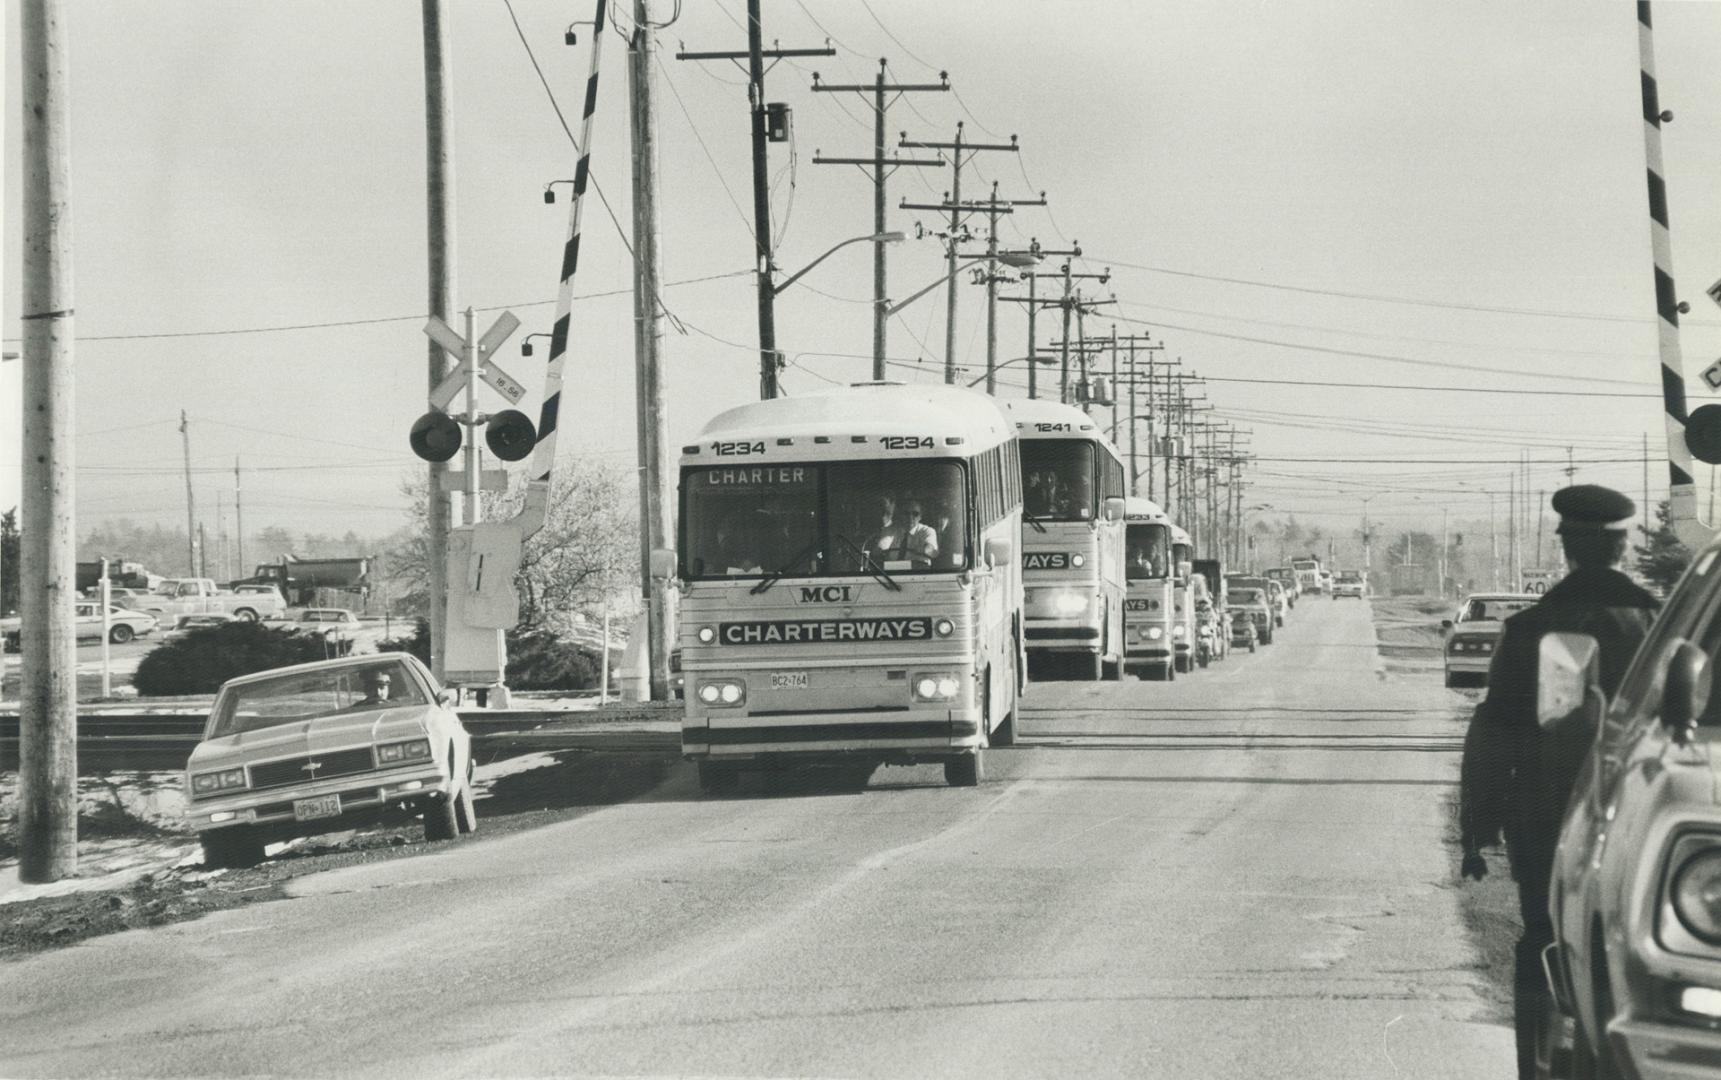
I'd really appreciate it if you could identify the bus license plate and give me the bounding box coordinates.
[770,672,809,691]
[293,794,341,821]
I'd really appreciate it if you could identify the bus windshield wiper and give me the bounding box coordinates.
[833,533,902,592]
[749,539,824,596]
[1022,514,1047,533]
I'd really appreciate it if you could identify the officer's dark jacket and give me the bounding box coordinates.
[1458,567,1659,850]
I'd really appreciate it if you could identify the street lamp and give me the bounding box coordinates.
[885,250,1041,318]
[773,232,905,297]
[964,353,1047,388]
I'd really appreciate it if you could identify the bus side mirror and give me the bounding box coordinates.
[649,548,677,581]
[1440,619,1453,633]
[984,537,1012,570]
[1662,640,1711,735]
[1538,632,1600,732]
[1102,497,1125,523]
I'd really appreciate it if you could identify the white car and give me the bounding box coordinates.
[1331,570,1366,599]
[184,654,476,867]
[296,607,362,641]
[3,601,158,651]
[1440,592,1537,689]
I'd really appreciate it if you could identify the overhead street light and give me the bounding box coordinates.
[774,232,905,297]
[964,353,1047,388]
[886,250,1042,317]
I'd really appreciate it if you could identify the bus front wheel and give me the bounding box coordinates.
[945,751,982,787]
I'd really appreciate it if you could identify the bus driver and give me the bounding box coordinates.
[865,498,939,568]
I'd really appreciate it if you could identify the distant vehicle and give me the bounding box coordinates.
[1264,566,1299,604]
[1292,557,1323,596]
[1225,597,1260,652]
[139,577,285,623]
[1331,570,1366,599]
[1229,587,1274,646]
[231,584,286,602]
[3,601,157,651]
[1536,546,1721,1077]
[296,608,363,641]
[184,654,475,868]
[1440,592,1537,689]
[1123,497,1177,681]
[168,612,237,636]
[1264,580,1289,627]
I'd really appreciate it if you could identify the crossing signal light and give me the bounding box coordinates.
[485,409,537,462]
[409,412,462,463]
[1689,404,1721,465]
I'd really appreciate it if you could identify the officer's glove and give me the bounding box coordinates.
[1460,849,1488,882]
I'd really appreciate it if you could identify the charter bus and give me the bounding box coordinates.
[669,383,1024,791]
[1122,496,1177,681]
[1169,524,1198,674]
[1005,399,1127,680]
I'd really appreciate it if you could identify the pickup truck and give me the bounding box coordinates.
[138,578,285,623]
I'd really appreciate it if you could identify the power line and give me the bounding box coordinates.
[1095,254,1697,326]
[654,52,755,236]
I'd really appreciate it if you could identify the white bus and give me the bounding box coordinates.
[1122,497,1177,681]
[1006,400,1127,680]
[1168,524,1198,674]
[670,383,1024,791]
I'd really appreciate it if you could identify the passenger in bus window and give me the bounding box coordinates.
[1025,469,1063,517]
[715,510,765,574]
[928,501,961,568]
[866,499,938,568]
[1127,544,1158,580]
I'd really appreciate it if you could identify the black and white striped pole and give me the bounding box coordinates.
[1638,2,1713,546]
[523,0,607,540]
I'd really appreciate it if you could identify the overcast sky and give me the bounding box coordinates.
[4,0,1720,565]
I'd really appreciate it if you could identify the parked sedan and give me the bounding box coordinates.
[1441,592,1538,689]
[3,601,158,651]
[1536,546,1721,1077]
[183,654,476,867]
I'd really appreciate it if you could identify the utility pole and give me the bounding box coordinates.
[629,0,672,700]
[677,7,832,399]
[422,0,455,680]
[20,0,78,883]
[234,457,245,582]
[997,239,1079,399]
[812,60,949,376]
[179,410,197,574]
[1109,334,1160,496]
[896,124,1018,384]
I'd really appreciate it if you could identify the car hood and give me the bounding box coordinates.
[189,704,438,767]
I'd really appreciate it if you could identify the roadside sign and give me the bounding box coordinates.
[479,363,528,405]
[424,312,522,409]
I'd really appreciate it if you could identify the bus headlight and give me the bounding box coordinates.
[913,673,961,702]
[935,618,955,637]
[697,626,717,644]
[1172,624,1187,638]
[1671,847,1721,944]
[1053,592,1089,616]
[696,680,746,707]
[1146,626,1164,641]
[1070,553,1086,568]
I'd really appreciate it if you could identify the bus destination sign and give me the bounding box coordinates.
[718,617,935,645]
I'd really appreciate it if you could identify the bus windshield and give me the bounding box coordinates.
[1021,440,1095,521]
[1125,522,1170,580]
[683,460,970,578]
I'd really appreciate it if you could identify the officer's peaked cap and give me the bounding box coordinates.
[1552,484,1635,533]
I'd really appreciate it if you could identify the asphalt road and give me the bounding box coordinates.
[0,597,1511,1078]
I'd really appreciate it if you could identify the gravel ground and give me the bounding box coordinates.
[1372,594,1515,1023]
[1,745,679,962]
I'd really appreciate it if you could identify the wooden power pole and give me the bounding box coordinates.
[421,0,455,680]
[19,0,78,883]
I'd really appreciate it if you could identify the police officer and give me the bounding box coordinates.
[1459,484,1659,1079]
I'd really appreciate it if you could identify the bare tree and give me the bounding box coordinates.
[386,462,639,630]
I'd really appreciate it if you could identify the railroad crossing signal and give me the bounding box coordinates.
[411,310,537,469]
